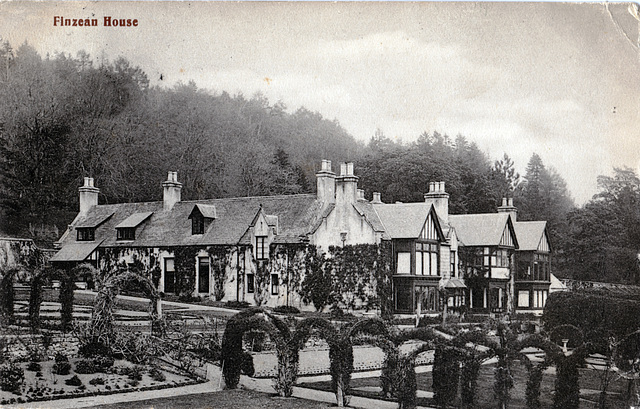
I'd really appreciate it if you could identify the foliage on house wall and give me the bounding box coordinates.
[299,242,393,313]
[254,259,270,305]
[207,246,233,301]
[172,246,199,297]
[271,243,308,305]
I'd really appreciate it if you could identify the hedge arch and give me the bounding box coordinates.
[221,308,281,390]
[546,325,591,409]
[89,266,162,350]
[0,266,21,324]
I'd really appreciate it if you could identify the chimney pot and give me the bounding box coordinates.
[346,162,354,176]
[372,192,382,203]
[502,197,508,206]
[508,198,513,207]
[340,163,347,176]
[440,181,445,192]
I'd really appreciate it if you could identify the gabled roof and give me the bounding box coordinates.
[514,221,550,252]
[115,212,153,229]
[373,203,445,241]
[189,204,217,219]
[55,194,324,250]
[449,213,518,248]
[352,202,386,233]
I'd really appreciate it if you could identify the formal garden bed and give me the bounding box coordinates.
[0,356,197,406]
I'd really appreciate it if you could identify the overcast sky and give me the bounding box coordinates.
[2,1,639,205]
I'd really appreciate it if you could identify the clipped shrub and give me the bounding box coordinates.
[78,340,112,359]
[52,353,71,375]
[543,291,640,345]
[65,375,83,386]
[74,359,97,374]
[273,305,300,314]
[26,362,41,372]
[148,366,166,382]
[0,362,24,393]
[89,377,105,386]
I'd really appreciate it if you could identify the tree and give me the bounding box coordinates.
[563,167,640,283]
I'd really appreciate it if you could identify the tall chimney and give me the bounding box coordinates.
[79,177,99,214]
[163,171,182,211]
[335,162,358,205]
[316,160,336,204]
[424,181,449,223]
[497,197,517,221]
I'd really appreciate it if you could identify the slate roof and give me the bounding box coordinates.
[352,202,386,233]
[114,212,153,229]
[55,194,324,253]
[372,203,443,240]
[449,213,516,247]
[75,212,114,228]
[49,240,103,262]
[514,221,548,251]
[190,204,217,219]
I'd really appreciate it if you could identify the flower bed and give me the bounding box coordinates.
[0,358,198,405]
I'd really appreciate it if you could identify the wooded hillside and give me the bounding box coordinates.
[1,41,637,285]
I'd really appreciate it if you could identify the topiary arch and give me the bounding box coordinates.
[88,265,162,351]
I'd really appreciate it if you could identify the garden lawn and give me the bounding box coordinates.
[89,389,332,409]
[303,360,633,409]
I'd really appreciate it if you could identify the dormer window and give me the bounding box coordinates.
[114,211,153,242]
[117,227,135,240]
[192,215,204,235]
[77,228,95,241]
[188,204,216,236]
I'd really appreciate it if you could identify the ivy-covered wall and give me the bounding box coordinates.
[87,240,393,314]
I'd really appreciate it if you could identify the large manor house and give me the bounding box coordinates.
[51,160,557,315]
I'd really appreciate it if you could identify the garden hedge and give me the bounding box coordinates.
[543,291,640,345]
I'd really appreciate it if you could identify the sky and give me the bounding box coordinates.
[1,1,639,205]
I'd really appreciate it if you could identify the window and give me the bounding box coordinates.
[415,243,438,276]
[533,290,548,308]
[247,273,255,293]
[518,290,530,307]
[271,274,279,295]
[450,251,456,277]
[396,252,411,274]
[256,236,268,260]
[415,286,439,312]
[395,284,412,311]
[492,249,510,268]
[116,227,135,240]
[192,215,204,235]
[164,258,175,293]
[77,228,95,241]
[198,257,210,293]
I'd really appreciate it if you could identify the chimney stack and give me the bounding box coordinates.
[79,177,99,214]
[372,192,382,204]
[424,181,449,223]
[336,162,358,205]
[497,197,517,221]
[163,171,182,211]
[356,189,367,201]
[316,159,336,204]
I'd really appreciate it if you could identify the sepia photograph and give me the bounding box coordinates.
[0,1,640,408]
